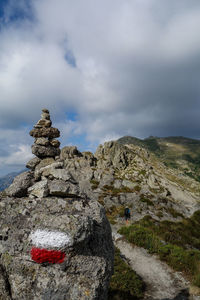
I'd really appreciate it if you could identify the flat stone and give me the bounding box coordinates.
[29,127,60,139]
[35,138,49,146]
[42,168,72,181]
[26,157,41,170]
[28,179,49,198]
[49,139,60,148]
[32,144,60,158]
[35,119,52,128]
[48,179,71,197]
[35,158,55,171]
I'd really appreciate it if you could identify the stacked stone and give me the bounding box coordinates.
[29,109,61,158]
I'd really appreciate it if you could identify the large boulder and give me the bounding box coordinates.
[0,195,114,300]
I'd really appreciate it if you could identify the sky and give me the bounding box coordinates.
[0,0,200,176]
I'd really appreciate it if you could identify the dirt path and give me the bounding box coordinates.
[112,227,192,300]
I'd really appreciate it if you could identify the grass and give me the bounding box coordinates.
[119,211,200,287]
[106,205,125,224]
[103,185,133,195]
[108,247,145,300]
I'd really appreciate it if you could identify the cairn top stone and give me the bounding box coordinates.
[42,108,49,113]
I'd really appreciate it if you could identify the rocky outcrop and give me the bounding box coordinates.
[0,109,114,300]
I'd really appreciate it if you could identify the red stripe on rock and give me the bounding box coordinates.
[31,247,65,264]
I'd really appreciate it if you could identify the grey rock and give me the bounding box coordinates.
[49,179,79,197]
[29,127,60,139]
[42,108,49,114]
[41,112,50,120]
[28,179,49,198]
[35,157,55,171]
[26,157,41,170]
[50,139,60,148]
[0,197,114,300]
[32,144,60,158]
[61,146,83,160]
[34,161,64,180]
[35,119,52,128]
[35,137,49,146]
[5,171,34,197]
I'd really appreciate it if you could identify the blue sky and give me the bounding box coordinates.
[0,0,200,176]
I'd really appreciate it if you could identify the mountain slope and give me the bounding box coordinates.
[118,136,200,182]
[0,171,24,191]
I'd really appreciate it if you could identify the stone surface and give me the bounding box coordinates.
[28,179,49,198]
[35,137,50,146]
[29,127,60,139]
[48,179,79,197]
[5,171,34,197]
[26,157,41,170]
[50,139,60,148]
[35,119,52,128]
[61,146,83,160]
[32,144,60,158]
[0,196,114,300]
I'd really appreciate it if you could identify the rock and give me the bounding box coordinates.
[50,139,60,148]
[28,179,49,198]
[0,197,114,300]
[35,119,52,128]
[0,109,114,299]
[41,112,50,120]
[35,137,50,146]
[48,179,79,197]
[26,157,41,170]
[35,158,55,171]
[42,108,49,114]
[31,144,60,158]
[29,127,60,139]
[5,171,34,197]
[42,168,73,182]
[61,146,83,160]
[34,162,64,180]
[0,265,11,300]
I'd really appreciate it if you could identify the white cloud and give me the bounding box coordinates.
[1,0,200,174]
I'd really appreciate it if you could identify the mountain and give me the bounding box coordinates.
[2,135,200,298]
[0,170,25,191]
[118,135,200,182]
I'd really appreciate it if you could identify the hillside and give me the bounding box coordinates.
[2,134,200,298]
[118,136,200,182]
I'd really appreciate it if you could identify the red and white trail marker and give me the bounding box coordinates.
[30,230,71,264]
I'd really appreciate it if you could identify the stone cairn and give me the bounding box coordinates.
[29,108,61,159]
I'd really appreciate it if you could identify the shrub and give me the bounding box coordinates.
[119,211,200,287]
[108,247,145,300]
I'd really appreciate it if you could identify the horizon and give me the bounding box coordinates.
[1,0,200,175]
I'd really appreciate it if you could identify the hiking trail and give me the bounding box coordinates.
[111,225,200,300]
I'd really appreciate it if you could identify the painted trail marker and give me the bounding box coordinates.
[30,230,71,264]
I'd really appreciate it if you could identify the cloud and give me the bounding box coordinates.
[0,0,200,174]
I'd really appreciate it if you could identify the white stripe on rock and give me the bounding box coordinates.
[30,229,71,248]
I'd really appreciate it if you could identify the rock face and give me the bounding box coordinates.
[0,109,114,300]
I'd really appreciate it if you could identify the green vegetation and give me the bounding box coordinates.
[118,135,200,182]
[106,205,125,224]
[103,185,133,195]
[119,211,200,287]
[108,247,145,300]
